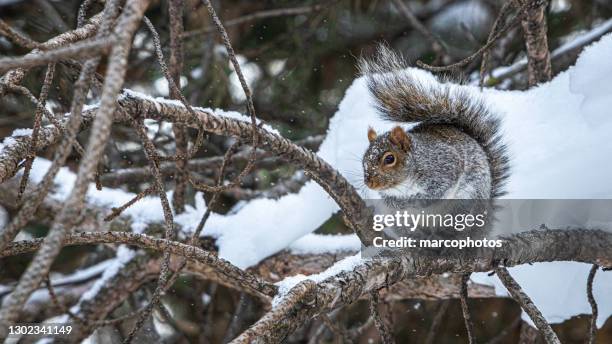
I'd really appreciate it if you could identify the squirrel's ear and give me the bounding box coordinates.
[367,127,377,142]
[389,126,411,151]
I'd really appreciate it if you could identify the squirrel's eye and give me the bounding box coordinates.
[383,153,395,166]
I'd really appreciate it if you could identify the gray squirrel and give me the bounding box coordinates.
[360,46,510,206]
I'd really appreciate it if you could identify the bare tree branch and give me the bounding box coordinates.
[586,264,599,344]
[0,0,120,254]
[480,0,515,87]
[121,116,178,343]
[390,0,448,63]
[77,0,98,29]
[0,38,113,74]
[516,0,551,85]
[424,300,450,344]
[369,289,395,344]
[182,4,325,38]
[1,231,278,298]
[168,0,189,214]
[0,19,40,49]
[495,267,560,344]
[0,0,120,250]
[460,273,476,344]
[16,63,55,203]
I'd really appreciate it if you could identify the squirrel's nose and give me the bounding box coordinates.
[364,175,375,188]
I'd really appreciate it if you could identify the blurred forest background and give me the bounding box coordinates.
[1,0,611,343]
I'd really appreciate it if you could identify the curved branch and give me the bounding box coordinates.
[0,38,113,74]
[495,267,560,344]
[0,19,40,49]
[0,108,98,185]
[586,264,599,344]
[1,231,278,299]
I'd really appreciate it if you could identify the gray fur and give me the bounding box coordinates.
[360,45,510,202]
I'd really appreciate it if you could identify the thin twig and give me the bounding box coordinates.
[183,4,324,38]
[480,0,515,87]
[460,273,476,344]
[390,0,448,63]
[0,11,106,98]
[137,22,242,331]
[417,0,531,72]
[122,116,177,343]
[168,0,189,214]
[99,135,323,187]
[192,140,241,240]
[495,267,561,344]
[142,17,203,136]
[7,85,87,157]
[77,0,98,28]
[103,185,157,222]
[586,264,599,344]
[369,289,395,344]
[44,277,88,325]
[17,63,56,203]
[0,38,113,74]
[424,300,450,344]
[0,19,40,49]
[199,0,262,193]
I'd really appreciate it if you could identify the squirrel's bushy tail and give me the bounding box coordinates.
[358,45,510,198]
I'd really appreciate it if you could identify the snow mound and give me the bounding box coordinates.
[272,254,364,308]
